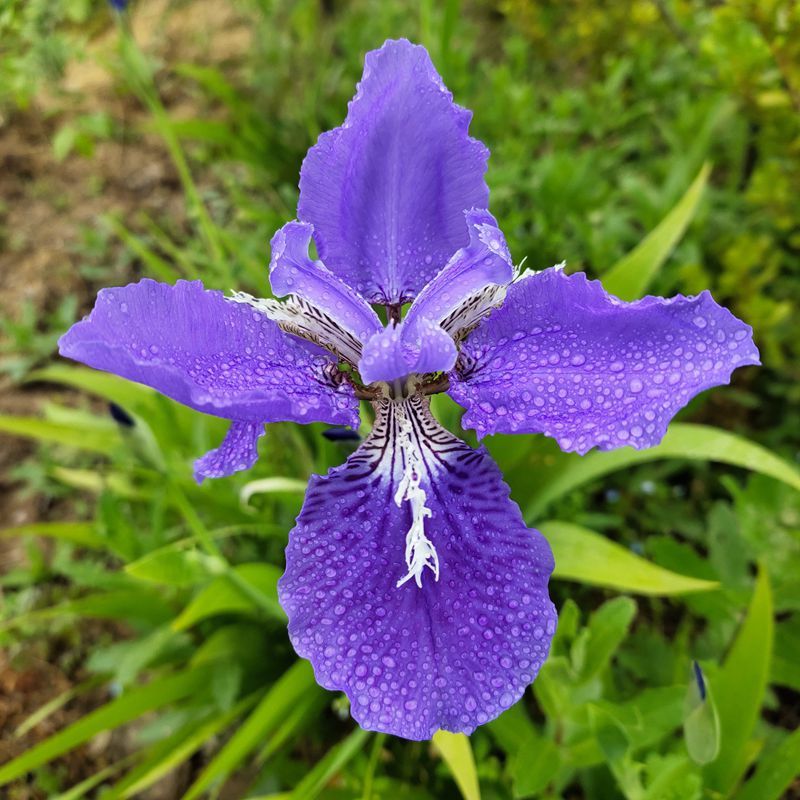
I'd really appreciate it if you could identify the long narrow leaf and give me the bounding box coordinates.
[288,728,371,799]
[525,424,800,520]
[0,521,104,549]
[433,731,481,800]
[602,163,711,300]
[0,415,121,455]
[104,695,258,800]
[172,563,284,629]
[543,521,718,595]
[735,728,800,800]
[28,364,157,411]
[704,567,773,795]
[0,667,212,785]
[182,661,318,800]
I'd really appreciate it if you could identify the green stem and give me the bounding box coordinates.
[169,485,277,618]
[361,733,386,800]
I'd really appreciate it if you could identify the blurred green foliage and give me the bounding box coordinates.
[0,0,799,798]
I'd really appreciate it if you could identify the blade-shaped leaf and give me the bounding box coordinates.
[0,415,122,455]
[240,477,309,506]
[0,521,105,549]
[602,163,711,300]
[172,563,284,629]
[126,544,224,587]
[526,424,800,521]
[287,727,371,799]
[0,667,212,786]
[182,660,318,800]
[578,597,637,681]
[103,696,258,800]
[542,521,718,595]
[433,731,481,800]
[704,567,773,795]
[735,728,800,800]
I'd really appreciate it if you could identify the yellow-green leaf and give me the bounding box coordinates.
[602,163,711,300]
[526,424,800,520]
[172,563,284,629]
[542,521,718,595]
[704,567,773,795]
[0,521,104,549]
[433,730,481,800]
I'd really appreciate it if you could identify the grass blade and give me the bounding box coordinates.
[0,521,105,549]
[602,163,711,300]
[704,567,773,795]
[432,730,481,800]
[735,728,800,800]
[0,415,121,455]
[0,667,212,785]
[182,660,318,800]
[525,424,800,521]
[288,728,371,799]
[542,521,718,595]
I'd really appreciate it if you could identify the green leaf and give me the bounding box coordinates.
[103,696,258,800]
[172,563,284,629]
[126,544,224,587]
[0,521,105,549]
[602,163,711,300]
[596,686,686,752]
[683,664,720,765]
[14,677,105,738]
[0,667,212,786]
[240,476,309,507]
[543,520,719,595]
[511,733,560,797]
[105,215,183,283]
[50,467,149,500]
[704,567,773,795]
[28,364,157,411]
[735,728,800,800]
[52,757,135,800]
[0,415,122,455]
[525,424,800,521]
[182,661,318,800]
[578,597,637,681]
[1,589,173,632]
[287,728,371,800]
[432,731,481,800]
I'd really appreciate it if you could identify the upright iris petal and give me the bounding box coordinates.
[298,39,490,303]
[358,209,513,385]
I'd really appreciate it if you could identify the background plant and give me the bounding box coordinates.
[0,1,798,798]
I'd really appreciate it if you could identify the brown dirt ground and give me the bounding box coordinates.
[0,1,251,795]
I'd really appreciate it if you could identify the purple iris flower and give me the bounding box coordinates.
[58,39,759,740]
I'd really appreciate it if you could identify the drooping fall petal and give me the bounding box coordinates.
[279,395,556,739]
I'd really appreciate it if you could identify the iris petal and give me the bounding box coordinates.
[193,421,265,483]
[450,269,760,452]
[357,210,512,385]
[358,318,456,386]
[59,279,360,427]
[279,395,556,740]
[298,39,490,304]
[404,208,513,340]
[269,222,383,357]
